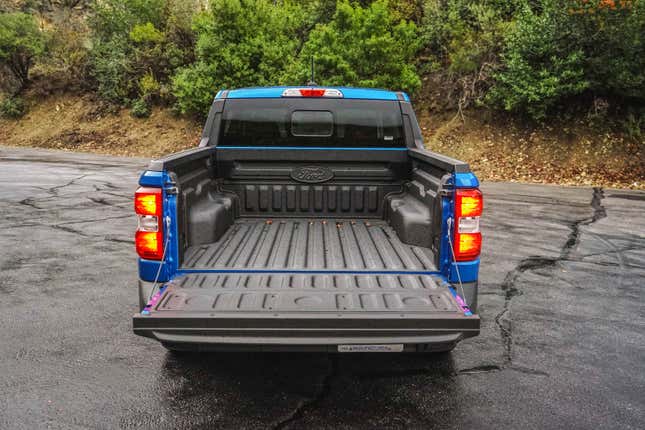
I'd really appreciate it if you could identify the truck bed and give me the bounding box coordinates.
[182,218,438,272]
[132,218,479,350]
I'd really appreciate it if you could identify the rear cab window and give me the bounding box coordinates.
[219,99,404,148]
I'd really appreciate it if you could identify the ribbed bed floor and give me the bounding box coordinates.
[182,219,437,272]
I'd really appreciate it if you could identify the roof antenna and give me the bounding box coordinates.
[306,56,317,86]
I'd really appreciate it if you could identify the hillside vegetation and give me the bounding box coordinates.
[0,0,643,188]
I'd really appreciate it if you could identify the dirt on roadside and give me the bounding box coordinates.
[1,94,643,189]
[419,111,644,190]
[0,94,201,158]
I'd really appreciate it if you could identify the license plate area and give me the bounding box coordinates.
[338,344,404,353]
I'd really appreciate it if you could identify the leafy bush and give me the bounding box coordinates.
[488,0,645,119]
[564,0,645,101]
[284,0,421,95]
[0,12,46,92]
[129,22,164,43]
[89,37,130,103]
[420,0,645,118]
[0,96,26,118]
[130,97,151,117]
[88,0,198,105]
[42,11,89,87]
[139,71,161,99]
[620,108,645,139]
[420,0,519,110]
[171,61,219,116]
[172,0,307,115]
[486,4,588,120]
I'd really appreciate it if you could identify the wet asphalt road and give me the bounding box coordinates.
[0,146,643,430]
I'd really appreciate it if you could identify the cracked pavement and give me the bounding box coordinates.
[0,146,643,429]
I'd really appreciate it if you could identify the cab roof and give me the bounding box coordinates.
[215,86,410,102]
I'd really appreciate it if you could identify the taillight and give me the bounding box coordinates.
[134,187,163,260]
[454,188,483,261]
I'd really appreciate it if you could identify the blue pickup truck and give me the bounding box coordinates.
[132,86,482,353]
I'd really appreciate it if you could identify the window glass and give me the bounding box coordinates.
[291,111,333,137]
[220,99,405,147]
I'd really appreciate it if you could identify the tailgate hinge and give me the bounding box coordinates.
[439,173,454,197]
[164,173,178,195]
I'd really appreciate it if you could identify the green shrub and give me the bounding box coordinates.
[0,96,26,118]
[284,0,421,94]
[88,0,198,106]
[0,12,46,92]
[419,0,519,110]
[130,97,151,117]
[129,22,164,44]
[171,61,218,116]
[486,4,588,120]
[172,0,307,116]
[89,37,130,103]
[42,13,89,86]
[621,109,645,139]
[564,0,645,101]
[139,71,161,99]
[487,0,645,119]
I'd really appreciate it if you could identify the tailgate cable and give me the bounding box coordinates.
[141,216,171,315]
[446,217,471,313]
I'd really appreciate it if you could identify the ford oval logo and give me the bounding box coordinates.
[290,166,334,183]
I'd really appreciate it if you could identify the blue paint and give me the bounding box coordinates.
[449,259,480,283]
[138,258,169,282]
[455,172,479,188]
[137,172,179,283]
[217,146,407,151]
[216,86,407,101]
[438,172,480,284]
[439,191,454,278]
[138,170,164,187]
[162,171,179,277]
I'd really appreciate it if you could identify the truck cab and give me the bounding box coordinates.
[132,86,482,353]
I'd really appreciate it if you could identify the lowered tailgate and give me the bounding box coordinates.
[133,272,479,352]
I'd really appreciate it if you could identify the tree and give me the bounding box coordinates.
[283,0,421,95]
[172,0,307,116]
[0,12,46,93]
[487,0,644,119]
[87,0,199,106]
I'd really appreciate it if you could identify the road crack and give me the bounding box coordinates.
[272,355,338,430]
[562,187,607,259]
[47,174,88,195]
[494,187,606,365]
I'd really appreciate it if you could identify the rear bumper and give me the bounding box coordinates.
[132,312,480,352]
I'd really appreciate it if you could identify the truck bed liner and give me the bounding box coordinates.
[182,219,438,272]
[161,272,450,312]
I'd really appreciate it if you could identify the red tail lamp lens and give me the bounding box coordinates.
[456,232,482,261]
[299,88,326,97]
[134,187,163,260]
[135,187,162,216]
[456,189,483,218]
[136,230,163,260]
[454,188,483,261]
